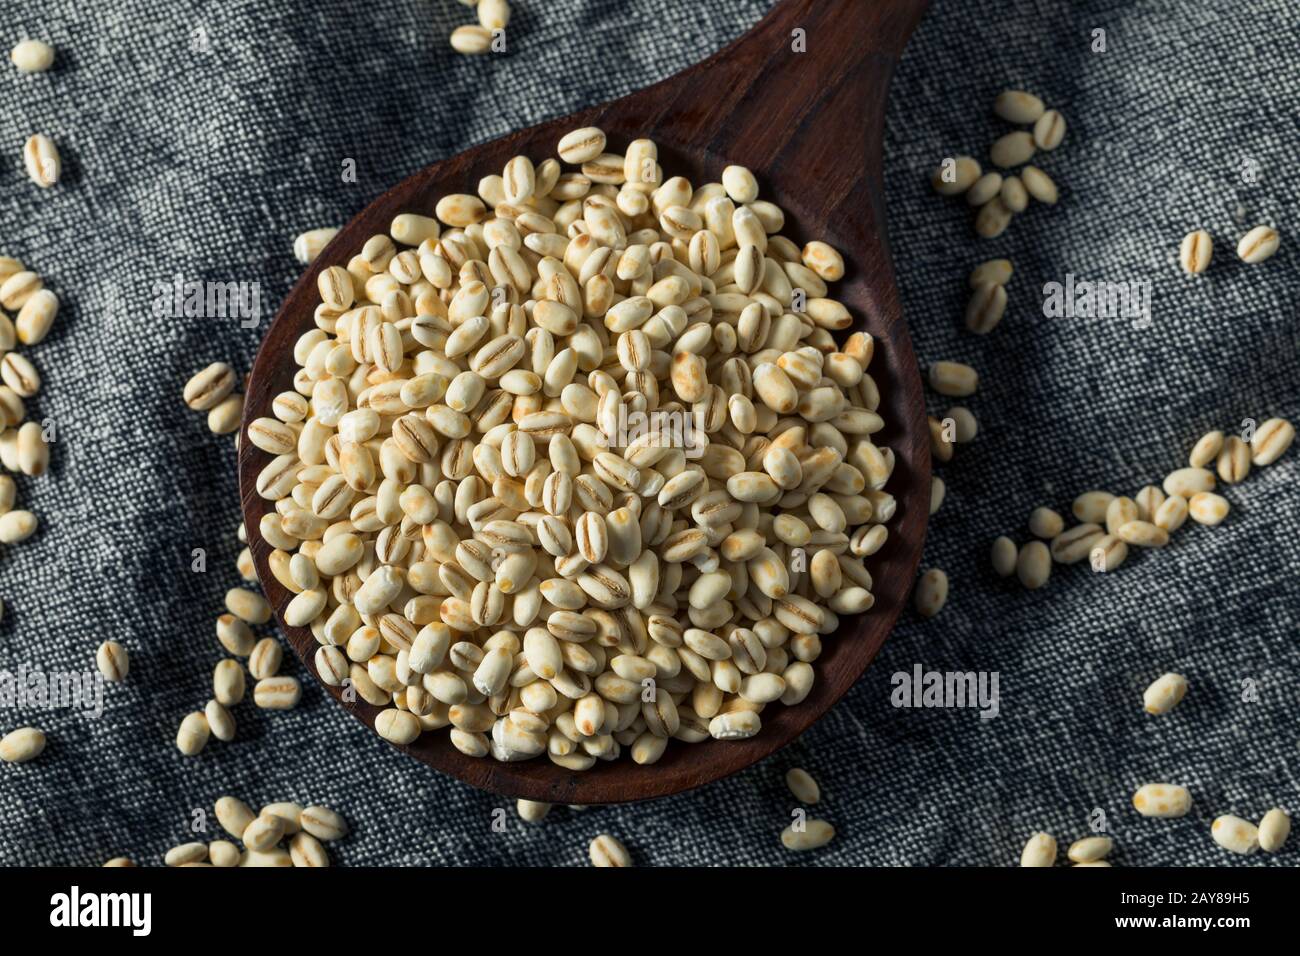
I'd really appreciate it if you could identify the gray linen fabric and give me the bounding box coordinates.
[1,0,1296,866]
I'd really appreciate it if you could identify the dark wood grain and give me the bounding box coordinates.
[239,0,931,804]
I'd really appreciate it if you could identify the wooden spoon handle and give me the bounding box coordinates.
[637,0,929,192]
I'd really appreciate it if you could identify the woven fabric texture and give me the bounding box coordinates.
[0,0,1295,866]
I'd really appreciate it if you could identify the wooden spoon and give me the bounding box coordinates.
[239,0,931,804]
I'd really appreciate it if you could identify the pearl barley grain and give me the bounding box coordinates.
[1211,815,1259,855]
[914,569,949,618]
[1154,495,1188,533]
[164,843,207,867]
[930,476,945,515]
[801,241,844,281]
[22,134,60,187]
[1089,534,1127,572]
[0,726,45,763]
[1020,166,1058,204]
[990,131,1035,169]
[1189,430,1224,468]
[205,701,236,742]
[1179,230,1213,274]
[0,510,38,544]
[225,587,271,624]
[931,156,980,196]
[589,833,632,867]
[517,799,551,823]
[1019,832,1056,867]
[293,227,339,265]
[1216,436,1250,483]
[184,362,236,411]
[1236,226,1279,263]
[11,39,55,73]
[1133,783,1192,818]
[242,814,285,852]
[1250,418,1295,466]
[1016,541,1051,589]
[991,536,1018,577]
[965,282,1006,334]
[96,641,129,682]
[253,676,301,710]
[1000,175,1028,213]
[176,712,210,756]
[1050,520,1102,564]
[478,0,511,31]
[1054,526,1107,567]
[993,90,1045,124]
[781,819,835,851]
[928,361,978,397]
[974,198,1013,238]
[558,127,607,164]
[1258,809,1290,852]
[16,288,58,344]
[965,172,1003,207]
[209,841,240,867]
[1032,110,1066,150]
[450,25,492,55]
[1188,492,1229,526]
[1117,520,1169,548]
[300,805,348,841]
[1162,467,1215,498]
[1067,836,1112,864]
[786,768,821,804]
[262,802,303,835]
[290,832,330,867]
[1142,673,1188,715]
[210,796,253,842]
[1028,507,1064,539]
[947,406,978,442]
[207,394,243,434]
[17,421,49,476]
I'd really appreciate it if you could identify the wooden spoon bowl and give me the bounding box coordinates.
[239,0,931,804]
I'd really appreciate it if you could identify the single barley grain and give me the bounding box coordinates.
[1020,832,1056,867]
[965,171,1003,207]
[95,641,129,682]
[589,833,632,867]
[1032,110,1066,150]
[1179,230,1213,274]
[1016,540,1051,588]
[991,536,1018,577]
[1028,506,1064,539]
[1020,165,1058,204]
[0,726,45,762]
[1236,226,1279,263]
[914,569,949,617]
[990,131,1036,168]
[1258,809,1290,852]
[1250,418,1294,465]
[993,90,1044,124]
[786,767,821,804]
[1187,492,1229,526]
[781,819,835,851]
[1067,836,1112,863]
[22,134,60,187]
[1211,815,1259,855]
[1142,673,1188,714]
[1133,783,1191,818]
[450,25,492,55]
[931,156,981,196]
[969,258,1012,288]
[10,39,55,73]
